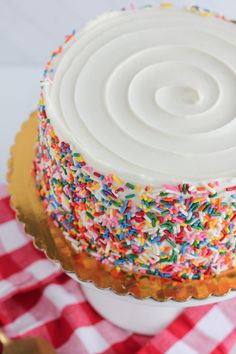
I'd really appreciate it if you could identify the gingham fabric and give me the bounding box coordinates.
[0,183,236,354]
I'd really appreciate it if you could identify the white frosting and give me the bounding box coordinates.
[44,7,236,185]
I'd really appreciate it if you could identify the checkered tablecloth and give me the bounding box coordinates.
[0,183,236,354]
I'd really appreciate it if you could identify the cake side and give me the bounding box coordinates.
[34,101,236,281]
[34,5,236,281]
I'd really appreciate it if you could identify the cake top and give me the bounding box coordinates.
[43,6,236,186]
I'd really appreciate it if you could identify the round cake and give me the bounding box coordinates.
[34,5,236,281]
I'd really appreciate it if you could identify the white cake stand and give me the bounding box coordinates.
[9,113,236,336]
[68,273,236,335]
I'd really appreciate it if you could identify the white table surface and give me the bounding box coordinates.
[1,0,236,351]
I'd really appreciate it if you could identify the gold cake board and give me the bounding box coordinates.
[7,111,236,302]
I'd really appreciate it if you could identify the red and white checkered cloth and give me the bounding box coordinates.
[0,183,236,354]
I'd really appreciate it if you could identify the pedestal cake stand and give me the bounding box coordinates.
[8,112,236,335]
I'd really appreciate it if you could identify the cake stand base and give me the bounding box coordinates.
[81,284,182,335]
[67,273,236,335]
[65,273,236,335]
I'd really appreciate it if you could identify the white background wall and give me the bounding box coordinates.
[0,0,236,183]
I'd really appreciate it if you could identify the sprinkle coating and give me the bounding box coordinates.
[34,100,236,280]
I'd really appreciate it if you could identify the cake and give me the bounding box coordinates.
[34,5,236,282]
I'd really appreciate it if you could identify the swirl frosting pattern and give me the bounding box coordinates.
[45,7,236,185]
